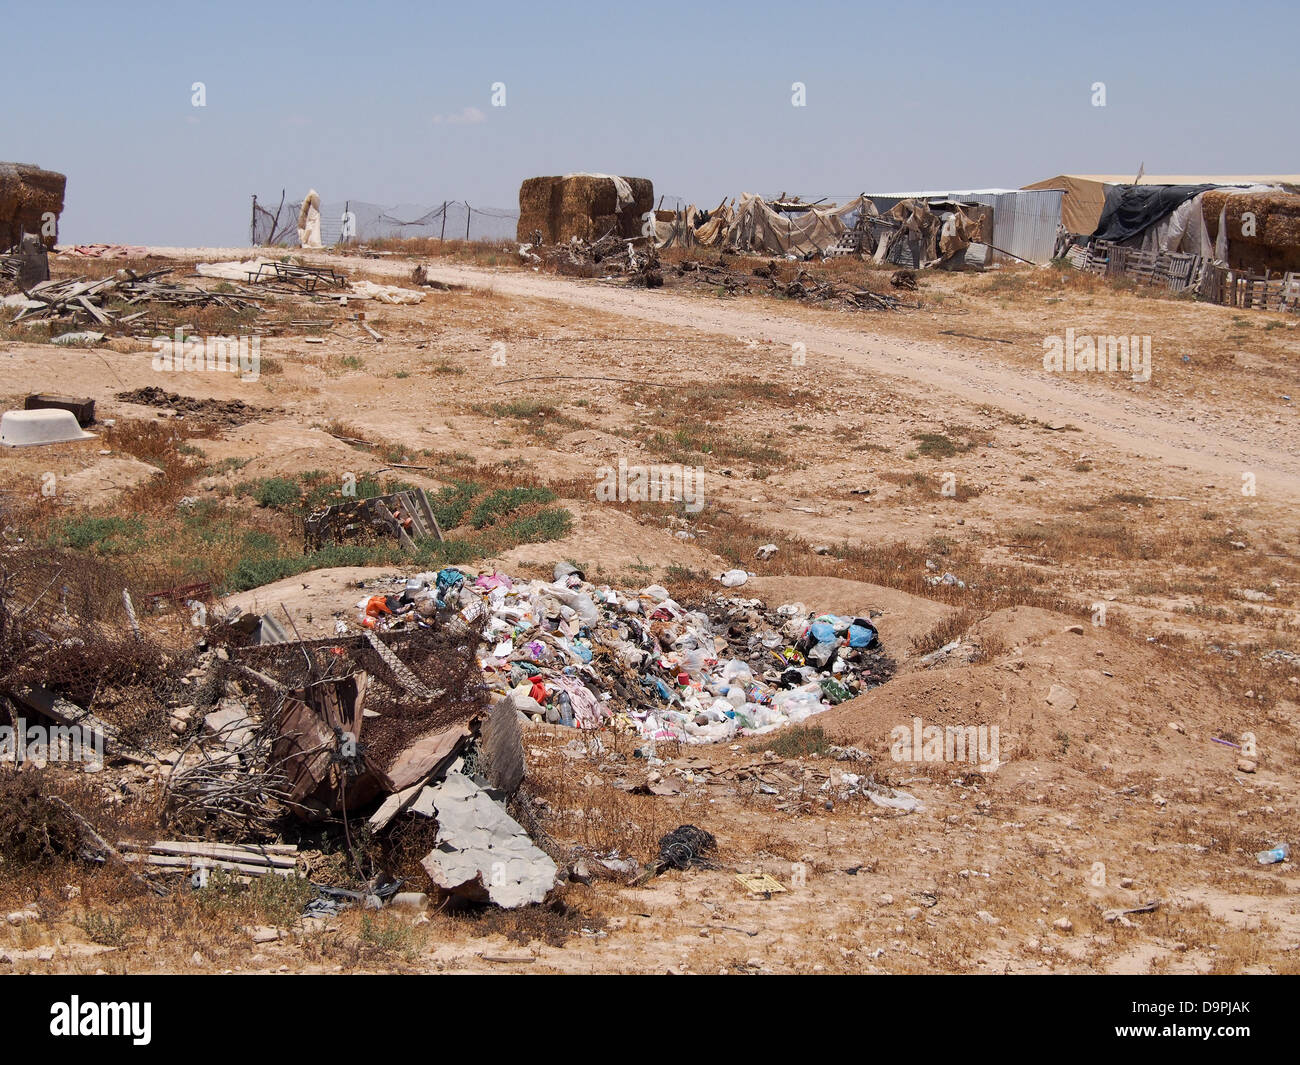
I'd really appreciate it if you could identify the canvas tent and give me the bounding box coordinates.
[1024,174,1300,237]
[723,194,871,257]
[656,194,876,258]
[1036,176,1300,271]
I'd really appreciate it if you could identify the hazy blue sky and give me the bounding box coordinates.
[3,0,1295,245]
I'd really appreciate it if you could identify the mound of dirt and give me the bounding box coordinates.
[820,605,1269,781]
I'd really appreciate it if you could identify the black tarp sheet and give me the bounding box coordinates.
[1092,184,1214,242]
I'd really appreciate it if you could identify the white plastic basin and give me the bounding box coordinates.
[0,408,96,447]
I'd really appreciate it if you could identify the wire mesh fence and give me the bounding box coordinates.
[250,194,519,247]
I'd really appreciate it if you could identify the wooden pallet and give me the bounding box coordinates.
[304,487,443,552]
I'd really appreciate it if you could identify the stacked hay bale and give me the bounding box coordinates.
[1203,188,1300,273]
[517,174,653,243]
[517,176,559,241]
[0,163,67,249]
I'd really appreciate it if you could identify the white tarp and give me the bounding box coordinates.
[196,259,275,282]
[297,189,322,248]
[562,172,634,212]
[348,280,424,305]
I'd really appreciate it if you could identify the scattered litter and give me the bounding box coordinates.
[735,872,787,896]
[866,787,924,814]
[51,330,105,346]
[1102,901,1161,926]
[656,825,717,870]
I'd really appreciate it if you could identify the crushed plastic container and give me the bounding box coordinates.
[1257,843,1291,865]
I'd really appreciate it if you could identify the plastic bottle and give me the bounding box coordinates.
[1257,843,1291,865]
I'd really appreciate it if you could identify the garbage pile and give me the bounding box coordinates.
[0,543,901,915]
[352,564,894,745]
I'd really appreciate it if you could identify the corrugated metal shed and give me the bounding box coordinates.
[865,188,1064,265]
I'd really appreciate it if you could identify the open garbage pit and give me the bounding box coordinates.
[324,563,896,746]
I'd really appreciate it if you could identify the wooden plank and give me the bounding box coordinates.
[395,491,430,539]
[368,780,425,832]
[76,296,111,326]
[124,854,295,877]
[374,724,471,793]
[414,487,444,542]
[122,841,297,867]
[374,500,416,552]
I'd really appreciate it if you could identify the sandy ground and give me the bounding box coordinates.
[1,244,1297,974]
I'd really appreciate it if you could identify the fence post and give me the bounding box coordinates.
[440,201,447,241]
[250,195,257,246]
[465,202,471,241]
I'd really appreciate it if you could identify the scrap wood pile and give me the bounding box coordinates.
[671,256,906,310]
[521,231,663,287]
[162,619,560,907]
[198,258,424,306]
[0,548,557,910]
[0,248,22,282]
[4,268,262,329]
[0,544,906,912]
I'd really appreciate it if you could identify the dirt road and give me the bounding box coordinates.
[147,247,1300,495]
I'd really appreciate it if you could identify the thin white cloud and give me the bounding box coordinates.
[432,106,486,126]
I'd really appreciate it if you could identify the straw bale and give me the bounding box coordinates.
[1203,188,1300,271]
[517,174,653,242]
[0,163,66,247]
